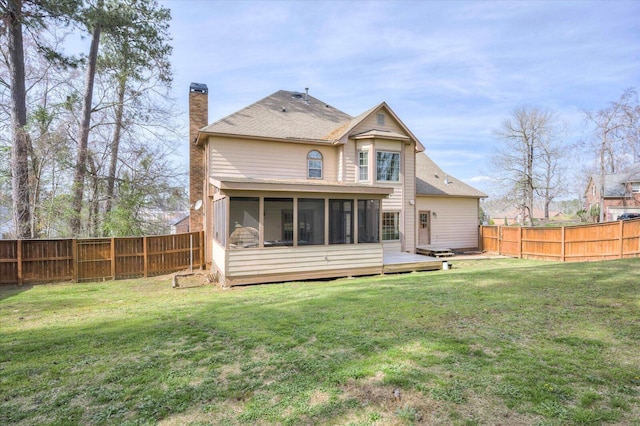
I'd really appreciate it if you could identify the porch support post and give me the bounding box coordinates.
[259,197,264,248]
[353,198,359,244]
[324,197,329,246]
[293,196,298,247]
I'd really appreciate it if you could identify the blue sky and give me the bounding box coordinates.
[160,0,640,195]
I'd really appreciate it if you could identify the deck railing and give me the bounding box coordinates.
[480,219,640,261]
[0,231,204,285]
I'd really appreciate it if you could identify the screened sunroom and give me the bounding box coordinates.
[209,177,393,286]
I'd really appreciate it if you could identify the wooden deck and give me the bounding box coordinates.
[415,245,454,257]
[383,252,443,273]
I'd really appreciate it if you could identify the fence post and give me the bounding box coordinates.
[72,239,78,282]
[143,236,148,278]
[561,226,566,262]
[111,237,116,280]
[200,230,205,268]
[518,226,523,259]
[619,220,624,259]
[16,239,23,286]
[497,226,501,255]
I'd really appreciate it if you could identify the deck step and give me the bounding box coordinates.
[416,246,454,257]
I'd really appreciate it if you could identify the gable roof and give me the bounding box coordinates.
[415,152,487,198]
[198,91,424,151]
[328,102,424,151]
[587,164,640,198]
[200,90,353,143]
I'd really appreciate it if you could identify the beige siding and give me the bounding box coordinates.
[403,144,416,252]
[383,241,402,253]
[374,140,403,152]
[416,196,480,249]
[381,185,403,211]
[226,244,383,276]
[343,139,357,183]
[209,137,338,181]
[359,111,405,135]
[212,241,226,275]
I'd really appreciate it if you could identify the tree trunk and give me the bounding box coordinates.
[7,0,32,239]
[104,77,126,220]
[70,20,101,235]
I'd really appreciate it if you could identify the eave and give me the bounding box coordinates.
[196,131,334,147]
[210,176,394,197]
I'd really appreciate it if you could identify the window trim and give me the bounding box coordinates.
[376,150,400,182]
[358,150,369,182]
[307,150,323,179]
[382,211,400,241]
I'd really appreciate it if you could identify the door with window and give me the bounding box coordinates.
[418,211,431,246]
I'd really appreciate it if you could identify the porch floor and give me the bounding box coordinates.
[382,252,443,274]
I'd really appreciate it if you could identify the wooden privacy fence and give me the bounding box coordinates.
[480,219,640,261]
[0,231,204,285]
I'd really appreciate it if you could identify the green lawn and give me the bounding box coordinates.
[1,258,639,425]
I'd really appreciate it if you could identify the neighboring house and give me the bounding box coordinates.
[415,153,487,250]
[585,165,640,221]
[171,215,190,234]
[189,84,485,285]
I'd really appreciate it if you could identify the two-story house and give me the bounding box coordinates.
[189,84,485,286]
[585,165,640,221]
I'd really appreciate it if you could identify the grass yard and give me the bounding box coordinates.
[1,258,639,425]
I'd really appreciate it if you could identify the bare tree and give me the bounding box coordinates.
[584,88,639,222]
[535,123,569,220]
[491,106,563,226]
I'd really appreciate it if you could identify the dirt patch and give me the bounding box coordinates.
[339,372,541,425]
[171,272,215,288]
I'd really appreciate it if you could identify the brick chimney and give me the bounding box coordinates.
[189,83,208,232]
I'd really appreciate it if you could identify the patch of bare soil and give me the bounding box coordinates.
[339,371,541,425]
[171,272,215,288]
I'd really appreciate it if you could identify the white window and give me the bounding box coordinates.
[382,212,400,241]
[632,182,640,193]
[376,151,400,182]
[307,150,322,179]
[358,151,369,181]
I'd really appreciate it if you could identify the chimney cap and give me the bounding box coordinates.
[190,82,208,94]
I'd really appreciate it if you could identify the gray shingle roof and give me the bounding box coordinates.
[590,164,640,197]
[200,90,353,142]
[415,152,487,198]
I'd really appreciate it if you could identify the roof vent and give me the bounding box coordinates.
[190,82,208,94]
[291,92,303,99]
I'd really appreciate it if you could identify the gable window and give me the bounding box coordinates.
[382,212,400,241]
[358,151,369,181]
[377,113,385,125]
[308,150,323,179]
[376,151,400,182]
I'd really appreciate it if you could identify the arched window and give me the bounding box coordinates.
[307,150,323,179]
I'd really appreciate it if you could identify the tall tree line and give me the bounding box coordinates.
[0,0,185,239]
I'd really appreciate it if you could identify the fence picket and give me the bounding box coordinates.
[0,232,204,285]
[481,219,640,262]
